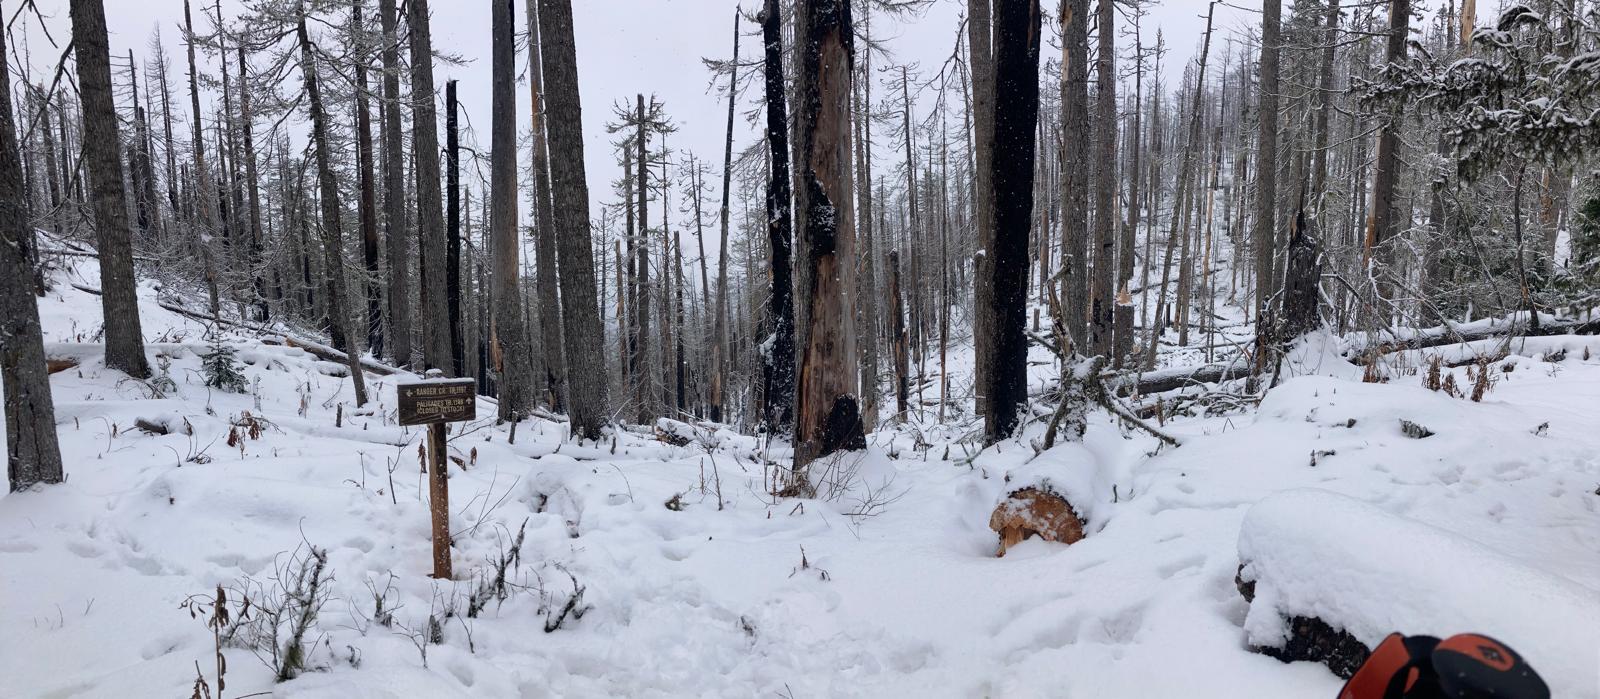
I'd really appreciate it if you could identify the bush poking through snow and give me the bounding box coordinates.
[191,544,339,683]
[988,485,1086,557]
[541,568,592,632]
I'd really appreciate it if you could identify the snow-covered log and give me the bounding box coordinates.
[1236,489,1600,693]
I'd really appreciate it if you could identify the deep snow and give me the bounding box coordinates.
[2,257,1598,698]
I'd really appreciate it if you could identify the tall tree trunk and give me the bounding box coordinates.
[984,0,1042,443]
[1060,0,1090,351]
[1116,13,1143,367]
[74,0,150,379]
[1365,0,1408,327]
[632,94,655,423]
[793,0,865,469]
[710,10,739,424]
[538,0,609,439]
[1088,0,1116,356]
[852,1,880,430]
[446,81,465,377]
[761,0,796,433]
[380,0,412,367]
[526,0,565,410]
[490,0,534,420]
[353,3,383,357]
[409,0,452,373]
[968,0,995,413]
[889,249,909,420]
[1255,0,1283,358]
[238,47,267,323]
[1,20,64,490]
[298,14,368,406]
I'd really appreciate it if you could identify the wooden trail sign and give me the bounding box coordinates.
[397,376,476,580]
[397,378,476,425]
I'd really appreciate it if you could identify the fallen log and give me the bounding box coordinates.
[46,358,79,374]
[1349,313,1600,360]
[70,282,403,377]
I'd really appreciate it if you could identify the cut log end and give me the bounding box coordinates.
[988,487,1085,557]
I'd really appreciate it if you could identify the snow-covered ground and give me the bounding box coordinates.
[3,258,1598,697]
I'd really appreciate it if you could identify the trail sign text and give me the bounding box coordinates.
[397,378,476,426]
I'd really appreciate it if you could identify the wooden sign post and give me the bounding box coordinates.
[397,376,476,579]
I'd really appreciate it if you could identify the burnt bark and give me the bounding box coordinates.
[793,0,865,467]
[379,0,412,367]
[761,0,795,434]
[984,0,1042,443]
[409,0,452,373]
[526,0,566,410]
[490,0,534,420]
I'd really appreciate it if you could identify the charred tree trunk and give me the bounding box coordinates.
[968,0,996,414]
[490,0,533,420]
[538,0,610,439]
[1,22,64,490]
[1255,0,1282,356]
[298,14,369,407]
[984,0,1042,443]
[237,47,267,323]
[889,249,909,420]
[73,0,150,379]
[632,94,655,423]
[792,0,865,469]
[446,81,465,377]
[761,0,796,434]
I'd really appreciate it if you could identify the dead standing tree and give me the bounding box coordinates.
[760,0,796,435]
[490,0,535,420]
[792,0,866,473]
[75,0,151,379]
[984,0,1042,444]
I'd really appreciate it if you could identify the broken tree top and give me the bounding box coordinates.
[396,378,476,426]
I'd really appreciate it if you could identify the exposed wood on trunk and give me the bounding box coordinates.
[761,0,796,434]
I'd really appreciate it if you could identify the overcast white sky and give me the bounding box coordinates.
[13,0,1300,240]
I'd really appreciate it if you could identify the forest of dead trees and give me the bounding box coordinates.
[8,0,1600,490]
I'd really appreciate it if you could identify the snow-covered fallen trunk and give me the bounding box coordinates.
[1237,489,1600,695]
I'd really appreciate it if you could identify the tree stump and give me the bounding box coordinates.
[988,487,1085,557]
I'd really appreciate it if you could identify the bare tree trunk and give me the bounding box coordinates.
[538,0,609,439]
[761,0,796,433]
[1088,0,1116,356]
[298,14,368,406]
[238,47,267,323]
[352,3,383,357]
[710,11,738,424]
[968,0,995,413]
[1060,0,1090,351]
[487,0,533,420]
[1255,0,1283,360]
[632,94,655,423]
[793,0,865,469]
[984,0,1042,443]
[853,0,880,430]
[74,0,150,379]
[1116,13,1143,367]
[380,0,412,367]
[1,20,64,490]
[526,0,565,410]
[446,81,466,377]
[409,0,452,373]
[889,249,909,420]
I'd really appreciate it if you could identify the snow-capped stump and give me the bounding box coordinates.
[988,483,1086,557]
[1236,489,1600,694]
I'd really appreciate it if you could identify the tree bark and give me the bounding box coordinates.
[793,0,865,468]
[632,94,655,423]
[408,0,452,373]
[984,0,1042,443]
[298,14,368,407]
[237,47,267,323]
[379,0,412,367]
[538,0,609,439]
[1,21,64,490]
[73,0,150,379]
[710,10,739,424]
[526,0,566,410]
[1365,0,1409,323]
[1060,0,1090,352]
[968,0,996,413]
[488,0,534,420]
[761,0,796,434]
[1255,0,1282,358]
[1088,0,1116,357]
[352,3,383,358]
